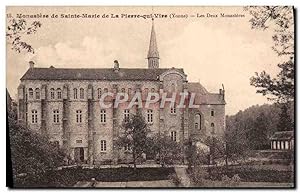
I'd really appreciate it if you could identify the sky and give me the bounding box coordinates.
[6,6,291,115]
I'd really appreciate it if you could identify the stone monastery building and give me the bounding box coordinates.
[17,20,226,164]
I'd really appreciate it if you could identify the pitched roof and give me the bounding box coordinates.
[20,67,184,81]
[187,82,225,105]
[187,82,208,95]
[270,131,294,140]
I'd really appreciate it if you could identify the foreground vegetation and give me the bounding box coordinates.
[188,164,294,187]
[14,167,176,188]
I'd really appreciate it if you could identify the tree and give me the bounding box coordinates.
[277,102,293,131]
[6,18,41,53]
[246,6,294,56]
[250,59,294,103]
[246,6,294,104]
[9,116,65,187]
[247,112,269,150]
[152,134,183,167]
[116,112,151,169]
[224,121,250,166]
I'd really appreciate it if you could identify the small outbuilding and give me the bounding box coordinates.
[270,131,294,150]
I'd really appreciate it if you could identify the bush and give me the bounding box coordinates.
[190,167,209,186]
[8,118,65,187]
[220,174,241,187]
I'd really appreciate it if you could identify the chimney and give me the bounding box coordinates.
[221,84,225,100]
[29,61,35,69]
[113,60,119,72]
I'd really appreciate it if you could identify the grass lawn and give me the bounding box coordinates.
[15,166,176,188]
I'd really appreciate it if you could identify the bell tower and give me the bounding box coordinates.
[147,18,159,69]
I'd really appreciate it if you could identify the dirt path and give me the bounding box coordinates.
[174,167,191,187]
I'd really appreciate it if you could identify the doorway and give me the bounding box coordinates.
[74,147,84,163]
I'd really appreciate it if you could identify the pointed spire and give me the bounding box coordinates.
[147,18,159,69]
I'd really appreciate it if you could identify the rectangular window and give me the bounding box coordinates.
[171,107,176,114]
[147,109,153,123]
[100,140,107,152]
[211,110,215,116]
[100,109,106,123]
[76,110,82,123]
[31,110,38,123]
[124,109,130,123]
[124,144,131,151]
[171,131,177,142]
[76,140,82,143]
[53,110,60,123]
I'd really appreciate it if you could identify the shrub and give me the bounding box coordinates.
[221,174,241,187]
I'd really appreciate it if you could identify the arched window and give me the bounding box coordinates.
[50,88,55,99]
[28,88,33,99]
[57,88,62,99]
[35,88,40,99]
[211,123,215,134]
[80,88,84,99]
[194,114,201,130]
[73,88,78,99]
[97,88,102,99]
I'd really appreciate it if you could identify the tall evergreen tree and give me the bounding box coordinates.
[277,103,293,131]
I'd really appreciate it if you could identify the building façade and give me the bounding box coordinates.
[17,21,226,165]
